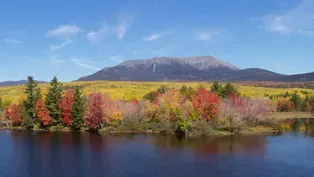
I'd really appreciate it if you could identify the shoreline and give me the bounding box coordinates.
[0,125,280,137]
[2,113,313,137]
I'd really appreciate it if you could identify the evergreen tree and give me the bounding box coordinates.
[22,76,39,128]
[221,83,238,98]
[21,104,33,129]
[210,81,222,95]
[45,76,63,125]
[290,92,301,111]
[71,87,85,130]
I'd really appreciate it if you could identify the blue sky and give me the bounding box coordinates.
[1,0,314,81]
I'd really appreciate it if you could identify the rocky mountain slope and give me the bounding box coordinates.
[75,56,314,82]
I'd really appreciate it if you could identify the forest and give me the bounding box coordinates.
[0,77,314,136]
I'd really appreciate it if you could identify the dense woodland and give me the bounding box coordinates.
[0,77,314,136]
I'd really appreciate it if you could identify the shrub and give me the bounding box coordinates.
[192,88,220,121]
[218,94,272,130]
[179,85,195,101]
[217,101,246,132]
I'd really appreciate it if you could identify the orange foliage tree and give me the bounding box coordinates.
[102,94,124,124]
[85,93,104,130]
[6,104,23,126]
[192,88,220,121]
[59,89,74,126]
[36,100,52,126]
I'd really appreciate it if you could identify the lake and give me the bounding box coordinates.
[0,120,314,177]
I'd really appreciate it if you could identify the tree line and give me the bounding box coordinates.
[0,77,282,135]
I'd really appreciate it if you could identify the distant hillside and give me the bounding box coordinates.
[0,80,47,87]
[77,56,314,82]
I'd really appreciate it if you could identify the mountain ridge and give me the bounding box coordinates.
[78,56,243,81]
[77,56,314,82]
[78,55,314,82]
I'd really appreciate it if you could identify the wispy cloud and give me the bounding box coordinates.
[195,29,226,41]
[46,25,83,39]
[87,24,111,43]
[109,56,124,63]
[115,13,134,39]
[144,31,172,41]
[4,38,20,44]
[49,39,73,51]
[50,57,65,65]
[71,58,100,71]
[264,0,314,36]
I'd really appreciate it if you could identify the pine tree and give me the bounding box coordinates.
[290,92,301,111]
[221,83,238,98]
[21,105,33,129]
[210,81,222,95]
[22,76,39,128]
[71,87,85,130]
[45,76,63,125]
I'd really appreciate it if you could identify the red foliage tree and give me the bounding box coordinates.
[192,88,220,121]
[59,89,74,126]
[7,104,23,125]
[85,93,104,130]
[36,100,52,126]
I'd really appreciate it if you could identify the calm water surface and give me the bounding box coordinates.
[0,122,314,177]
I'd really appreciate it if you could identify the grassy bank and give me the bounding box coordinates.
[269,112,314,119]
[1,123,280,137]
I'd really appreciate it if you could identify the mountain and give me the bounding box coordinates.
[77,56,314,82]
[78,56,240,81]
[0,80,47,87]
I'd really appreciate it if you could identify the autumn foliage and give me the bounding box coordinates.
[102,94,124,124]
[6,104,23,125]
[192,88,220,121]
[4,77,314,135]
[85,93,104,130]
[59,89,74,126]
[36,100,52,126]
[277,100,294,112]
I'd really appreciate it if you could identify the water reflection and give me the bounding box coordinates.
[3,122,314,177]
[281,118,314,137]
